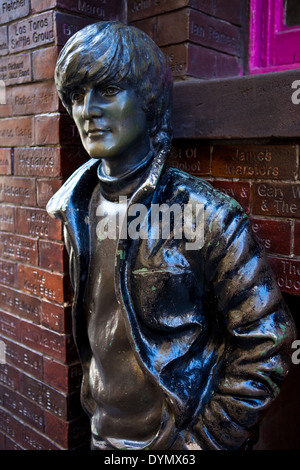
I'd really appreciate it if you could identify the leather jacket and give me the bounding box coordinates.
[47,150,296,450]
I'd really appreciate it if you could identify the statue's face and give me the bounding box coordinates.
[71,83,151,175]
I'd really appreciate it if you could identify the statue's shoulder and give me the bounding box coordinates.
[162,166,244,213]
[46,159,99,218]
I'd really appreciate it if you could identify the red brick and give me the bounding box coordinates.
[23,425,61,450]
[0,0,30,24]
[0,285,41,323]
[0,363,21,391]
[0,232,38,265]
[0,52,32,85]
[0,25,8,56]
[250,218,292,255]
[10,82,59,116]
[214,0,243,25]
[252,183,300,218]
[17,264,66,303]
[0,310,21,342]
[32,46,58,81]
[0,205,14,232]
[168,140,210,175]
[128,0,214,22]
[2,386,44,431]
[162,42,217,79]
[31,0,122,20]
[211,180,250,214]
[130,17,157,41]
[215,51,242,78]
[34,113,81,145]
[4,337,43,379]
[0,258,17,287]
[45,411,90,448]
[43,358,82,393]
[0,116,33,146]
[14,147,60,177]
[0,149,11,175]
[37,178,64,208]
[4,436,24,449]
[39,239,67,272]
[212,145,297,180]
[0,176,36,205]
[268,257,300,296]
[54,12,100,47]
[20,320,76,361]
[16,207,62,241]
[0,406,23,444]
[294,221,300,256]
[157,9,240,56]
[8,12,55,53]
[41,300,71,333]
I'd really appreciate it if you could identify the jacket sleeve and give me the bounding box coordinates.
[191,199,296,450]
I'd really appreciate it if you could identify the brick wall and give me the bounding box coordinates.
[127,0,247,79]
[0,0,122,450]
[167,141,300,300]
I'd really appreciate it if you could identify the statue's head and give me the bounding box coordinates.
[55,21,173,163]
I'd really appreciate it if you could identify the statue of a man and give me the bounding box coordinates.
[47,21,295,451]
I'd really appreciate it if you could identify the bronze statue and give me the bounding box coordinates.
[47,21,296,450]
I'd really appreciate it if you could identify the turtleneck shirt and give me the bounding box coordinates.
[82,156,166,450]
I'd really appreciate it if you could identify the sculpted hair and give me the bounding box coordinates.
[55,21,173,152]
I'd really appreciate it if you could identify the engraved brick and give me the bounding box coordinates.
[268,257,300,296]
[17,264,66,303]
[0,258,16,286]
[294,221,300,256]
[250,218,292,255]
[0,53,31,85]
[43,358,82,393]
[41,300,71,333]
[157,9,240,56]
[54,11,100,46]
[39,239,67,272]
[4,435,23,450]
[15,207,62,240]
[0,232,38,264]
[0,149,11,175]
[8,12,54,53]
[128,0,214,22]
[0,176,35,205]
[23,425,61,450]
[3,387,44,430]
[4,337,43,379]
[0,0,30,24]
[21,375,68,419]
[34,113,81,145]
[31,0,122,20]
[20,320,77,361]
[45,412,90,448]
[168,140,210,175]
[162,42,216,79]
[0,25,8,57]
[0,285,40,323]
[9,82,59,116]
[0,204,14,232]
[211,180,250,214]
[0,117,33,146]
[36,178,64,209]
[0,310,20,341]
[252,182,300,218]
[14,147,61,177]
[32,46,58,81]
[0,406,23,444]
[212,145,297,179]
[0,363,21,390]
[130,17,156,41]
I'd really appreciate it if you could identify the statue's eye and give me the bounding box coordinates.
[103,86,121,97]
[71,91,84,102]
